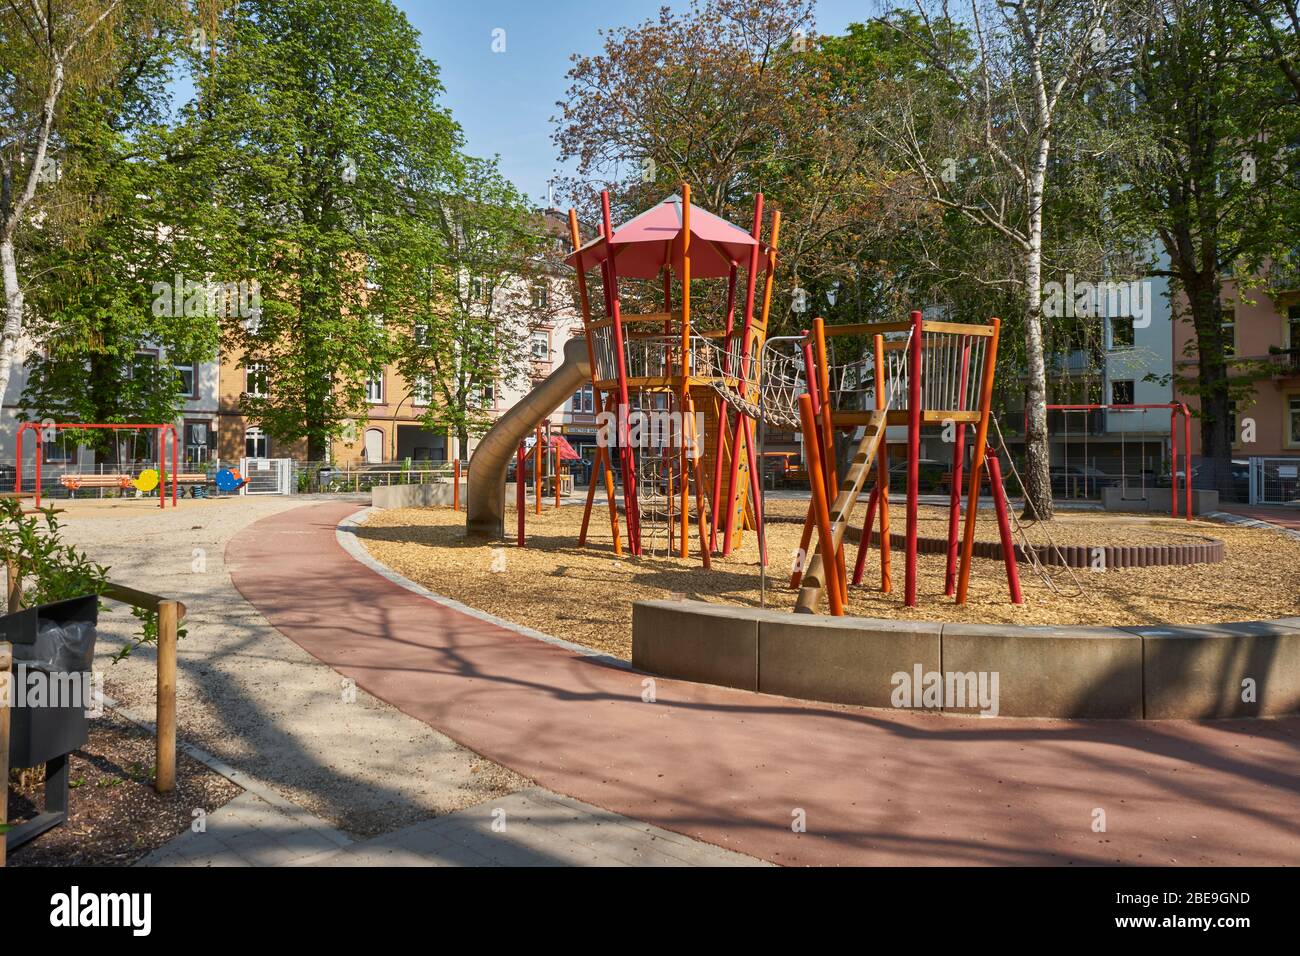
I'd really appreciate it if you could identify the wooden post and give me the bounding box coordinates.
[453,459,461,511]
[799,395,843,616]
[6,558,21,613]
[155,599,178,793]
[534,425,542,515]
[956,318,1002,604]
[516,443,526,547]
[813,318,846,605]
[679,184,692,558]
[904,311,924,606]
[0,639,10,867]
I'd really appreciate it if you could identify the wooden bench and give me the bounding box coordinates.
[175,473,208,484]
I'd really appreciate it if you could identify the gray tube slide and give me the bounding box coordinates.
[467,336,592,539]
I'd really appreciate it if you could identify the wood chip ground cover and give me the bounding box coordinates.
[357,502,1300,661]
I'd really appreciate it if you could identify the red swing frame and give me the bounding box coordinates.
[15,422,180,510]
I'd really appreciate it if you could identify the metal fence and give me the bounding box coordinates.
[1249,457,1300,505]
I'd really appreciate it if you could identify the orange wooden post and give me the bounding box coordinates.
[687,394,711,568]
[799,395,843,616]
[956,318,1002,604]
[875,334,892,593]
[813,318,846,606]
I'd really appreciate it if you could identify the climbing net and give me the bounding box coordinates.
[692,337,806,430]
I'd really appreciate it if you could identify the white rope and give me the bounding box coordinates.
[990,414,1085,598]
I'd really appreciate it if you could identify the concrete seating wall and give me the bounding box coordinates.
[631,601,1300,719]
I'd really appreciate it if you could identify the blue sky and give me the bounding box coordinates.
[397,1,883,206]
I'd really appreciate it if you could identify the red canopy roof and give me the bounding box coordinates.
[525,434,581,461]
[566,195,761,280]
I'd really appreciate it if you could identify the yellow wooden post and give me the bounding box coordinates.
[155,599,178,793]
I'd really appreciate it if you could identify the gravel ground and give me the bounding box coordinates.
[7,712,242,867]
[358,501,1300,661]
[44,495,527,838]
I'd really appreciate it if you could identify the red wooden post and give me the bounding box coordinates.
[790,339,821,589]
[851,484,879,585]
[987,450,1023,604]
[516,443,526,547]
[1182,403,1192,520]
[707,265,739,553]
[600,191,641,554]
[1170,406,1179,519]
[905,310,923,607]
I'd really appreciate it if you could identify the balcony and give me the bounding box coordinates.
[1268,346,1300,378]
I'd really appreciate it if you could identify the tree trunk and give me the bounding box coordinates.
[1020,143,1054,520]
[1185,274,1233,498]
[0,238,23,411]
[308,432,328,463]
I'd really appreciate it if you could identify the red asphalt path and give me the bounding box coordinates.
[227,501,1300,866]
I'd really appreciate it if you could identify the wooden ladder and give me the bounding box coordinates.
[795,411,889,613]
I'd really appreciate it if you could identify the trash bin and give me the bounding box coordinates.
[1,594,98,851]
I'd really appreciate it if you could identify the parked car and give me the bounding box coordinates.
[1050,465,1119,497]
[888,458,948,492]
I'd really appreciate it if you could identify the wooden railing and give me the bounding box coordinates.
[4,562,183,795]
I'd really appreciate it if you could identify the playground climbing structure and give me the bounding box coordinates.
[465,183,1021,613]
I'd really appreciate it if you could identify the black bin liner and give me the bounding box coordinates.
[1,595,99,768]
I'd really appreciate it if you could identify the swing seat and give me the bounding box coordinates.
[59,474,132,492]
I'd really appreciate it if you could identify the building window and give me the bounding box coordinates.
[1111,379,1135,406]
[531,281,549,309]
[1289,396,1300,446]
[1109,316,1135,350]
[469,277,484,302]
[475,382,495,408]
[1288,306,1300,350]
[175,361,195,396]
[412,375,432,406]
[571,384,594,414]
[414,323,430,347]
[130,351,158,380]
[366,373,384,404]
[184,421,213,463]
[1221,308,1236,358]
[245,362,268,397]
[245,426,269,458]
[531,331,550,361]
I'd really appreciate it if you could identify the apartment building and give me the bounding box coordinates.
[1172,276,1300,502]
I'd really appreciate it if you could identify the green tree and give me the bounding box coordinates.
[375,155,563,455]
[1107,0,1298,494]
[187,0,461,460]
[18,13,221,453]
[0,0,142,410]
